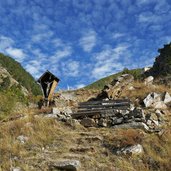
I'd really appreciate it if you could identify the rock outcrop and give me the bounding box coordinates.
[97,74,134,99]
[143,92,171,109]
[147,43,171,86]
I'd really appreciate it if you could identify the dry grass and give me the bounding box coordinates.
[0,108,171,170]
[121,81,171,103]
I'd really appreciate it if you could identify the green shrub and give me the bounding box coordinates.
[0,76,10,90]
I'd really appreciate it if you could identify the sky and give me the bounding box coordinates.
[0,0,171,90]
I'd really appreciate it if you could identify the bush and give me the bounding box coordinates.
[0,76,10,90]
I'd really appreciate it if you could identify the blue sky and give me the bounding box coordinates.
[0,0,171,89]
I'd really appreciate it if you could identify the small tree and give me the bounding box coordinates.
[0,76,10,91]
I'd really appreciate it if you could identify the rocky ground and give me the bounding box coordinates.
[1,74,171,171]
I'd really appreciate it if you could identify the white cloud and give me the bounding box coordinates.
[79,30,97,52]
[52,38,64,47]
[136,0,154,6]
[25,64,40,77]
[92,62,124,79]
[0,36,14,50]
[91,44,129,79]
[51,46,72,61]
[5,47,26,62]
[0,35,26,62]
[113,33,125,39]
[32,31,53,42]
[138,12,162,24]
[25,60,43,78]
[62,60,80,77]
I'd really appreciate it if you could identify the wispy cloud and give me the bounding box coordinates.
[31,31,53,42]
[62,60,80,77]
[5,47,26,62]
[51,46,72,61]
[79,30,97,52]
[0,35,26,62]
[138,12,161,23]
[91,44,129,79]
[0,36,14,49]
[113,33,125,39]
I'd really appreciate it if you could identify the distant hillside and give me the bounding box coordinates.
[85,68,143,90]
[0,53,41,95]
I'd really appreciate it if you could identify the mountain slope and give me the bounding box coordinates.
[0,53,41,95]
[85,68,143,90]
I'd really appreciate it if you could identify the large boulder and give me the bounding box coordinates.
[143,92,161,108]
[144,76,154,85]
[143,92,171,109]
[98,74,134,99]
[162,92,171,104]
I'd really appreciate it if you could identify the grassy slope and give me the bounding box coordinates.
[0,53,41,95]
[85,68,143,90]
[0,109,170,171]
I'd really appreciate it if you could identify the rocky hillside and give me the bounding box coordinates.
[0,53,41,95]
[0,53,41,119]
[1,43,171,171]
[1,72,171,171]
[147,43,171,86]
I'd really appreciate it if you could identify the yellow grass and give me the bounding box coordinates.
[0,107,171,170]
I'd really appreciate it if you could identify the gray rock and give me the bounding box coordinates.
[115,144,143,155]
[143,92,171,109]
[162,92,171,104]
[132,108,145,119]
[57,113,68,121]
[63,107,73,114]
[155,109,164,121]
[17,135,28,144]
[98,118,107,127]
[12,167,22,171]
[113,122,149,132]
[45,114,58,118]
[128,86,135,90]
[80,118,96,127]
[143,92,161,108]
[52,107,60,115]
[49,159,81,171]
[149,113,158,121]
[144,76,154,85]
[112,117,123,125]
[66,119,81,127]
[152,120,159,126]
[153,101,167,109]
